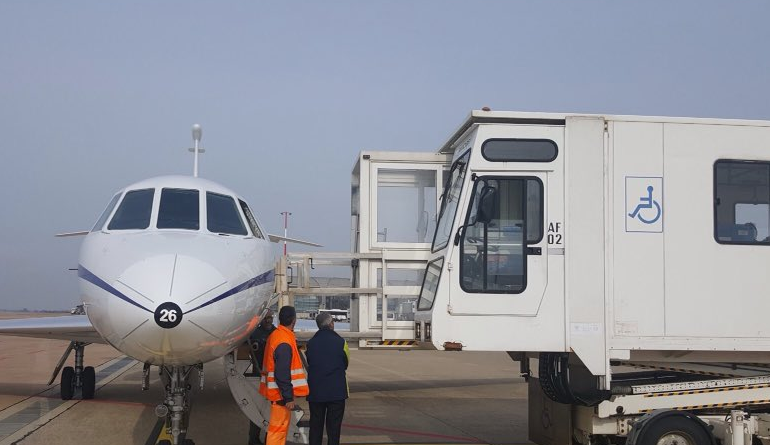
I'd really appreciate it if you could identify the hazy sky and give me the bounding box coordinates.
[1,1,769,310]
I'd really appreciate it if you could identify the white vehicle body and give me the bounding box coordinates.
[409,110,770,445]
[414,110,770,379]
[317,308,349,322]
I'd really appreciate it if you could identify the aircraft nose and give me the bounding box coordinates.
[107,253,237,364]
[117,253,228,325]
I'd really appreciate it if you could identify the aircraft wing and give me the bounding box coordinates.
[0,315,106,344]
[267,234,322,247]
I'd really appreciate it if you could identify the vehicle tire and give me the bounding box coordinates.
[60,366,75,400]
[636,414,713,445]
[81,366,96,399]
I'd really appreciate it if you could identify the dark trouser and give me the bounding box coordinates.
[248,421,261,445]
[309,400,345,445]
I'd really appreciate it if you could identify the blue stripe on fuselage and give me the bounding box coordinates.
[78,265,274,315]
[184,269,275,314]
[77,265,153,313]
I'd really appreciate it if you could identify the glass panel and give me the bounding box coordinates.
[736,204,769,241]
[92,194,121,232]
[417,258,443,310]
[239,200,264,239]
[526,179,544,243]
[158,188,199,230]
[294,296,322,315]
[433,151,471,251]
[108,189,154,230]
[376,268,425,287]
[715,161,770,244]
[461,178,527,293]
[351,170,360,216]
[376,295,417,321]
[481,139,558,162]
[207,192,247,235]
[377,169,437,243]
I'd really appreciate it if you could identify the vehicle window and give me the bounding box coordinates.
[158,188,199,230]
[417,258,443,310]
[108,189,154,230]
[432,151,471,251]
[715,160,770,244]
[525,179,544,243]
[239,199,265,239]
[207,192,247,235]
[92,193,121,232]
[481,139,558,162]
[459,177,543,293]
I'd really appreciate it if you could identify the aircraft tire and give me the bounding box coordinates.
[61,366,75,400]
[82,366,96,399]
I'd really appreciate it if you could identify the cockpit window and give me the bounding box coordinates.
[207,192,248,235]
[92,193,121,232]
[108,189,154,230]
[239,199,265,239]
[158,188,200,230]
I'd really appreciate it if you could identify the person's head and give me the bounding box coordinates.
[260,310,274,329]
[278,306,297,329]
[315,312,334,331]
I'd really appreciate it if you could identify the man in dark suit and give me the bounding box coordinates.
[306,312,349,445]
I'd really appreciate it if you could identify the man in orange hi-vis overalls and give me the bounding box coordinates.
[259,306,309,445]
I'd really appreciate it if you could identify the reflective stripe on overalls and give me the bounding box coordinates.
[258,324,309,401]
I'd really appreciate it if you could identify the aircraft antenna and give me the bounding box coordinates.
[190,124,203,177]
[280,211,292,256]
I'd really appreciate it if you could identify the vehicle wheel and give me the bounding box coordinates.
[60,366,75,400]
[637,414,712,445]
[81,366,96,399]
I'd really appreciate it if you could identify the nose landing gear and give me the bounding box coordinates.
[155,364,202,445]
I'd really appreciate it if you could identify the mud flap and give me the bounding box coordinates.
[529,377,572,445]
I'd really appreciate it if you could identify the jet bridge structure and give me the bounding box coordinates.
[227,151,453,443]
[274,151,451,347]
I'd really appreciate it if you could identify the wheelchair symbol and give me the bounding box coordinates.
[628,185,661,224]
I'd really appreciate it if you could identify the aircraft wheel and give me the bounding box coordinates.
[60,366,75,400]
[81,366,96,399]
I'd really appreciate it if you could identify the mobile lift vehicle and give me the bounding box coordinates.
[230,110,770,445]
[406,110,770,445]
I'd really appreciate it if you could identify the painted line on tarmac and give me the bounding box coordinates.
[144,418,193,445]
[144,418,167,445]
[343,423,485,443]
[0,356,136,444]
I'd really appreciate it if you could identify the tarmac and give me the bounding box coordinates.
[0,313,530,445]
